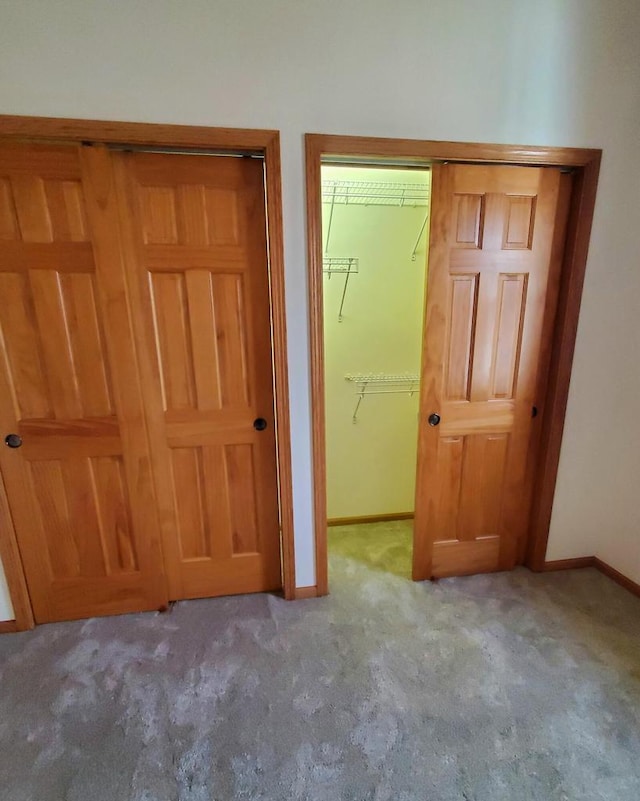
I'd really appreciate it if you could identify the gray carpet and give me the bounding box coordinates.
[1,522,639,801]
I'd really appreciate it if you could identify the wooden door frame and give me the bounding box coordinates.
[0,115,296,630]
[306,133,601,596]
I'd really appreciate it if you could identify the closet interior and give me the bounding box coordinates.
[322,164,432,577]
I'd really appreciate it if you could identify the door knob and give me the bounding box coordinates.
[4,433,22,448]
[253,418,268,431]
[428,413,441,427]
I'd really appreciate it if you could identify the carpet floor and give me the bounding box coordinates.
[0,521,639,800]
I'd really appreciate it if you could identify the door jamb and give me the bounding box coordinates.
[0,115,297,630]
[306,133,601,596]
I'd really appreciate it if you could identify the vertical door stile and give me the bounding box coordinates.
[110,151,187,600]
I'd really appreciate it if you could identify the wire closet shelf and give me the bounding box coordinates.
[322,178,431,261]
[322,180,430,207]
[345,373,420,423]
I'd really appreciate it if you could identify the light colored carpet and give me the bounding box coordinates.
[1,521,639,800]
[328,520,413,578]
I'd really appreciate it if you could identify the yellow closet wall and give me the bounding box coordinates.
[323,166,430,519]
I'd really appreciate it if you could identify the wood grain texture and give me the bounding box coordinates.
[305,134,601,591]
[517,173,572,565]
[0,620,18,634]
[0,115,278,151]
[412,164,450,580]
[0,470,34,630]
[526,156,601,570]
[0,143,168,623]
[414,164,564,578]
[0,117,295,620]
[543,557,596,570]
[305,135,329,597]
[293,585,319,600]
[327,512,414,527]
[432,536,500,578]
[263,134,296,601]
[115,151,282,602]
[305,133,601,168]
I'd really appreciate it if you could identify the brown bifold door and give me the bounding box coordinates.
[413,163,571,580]
[112,151,282,601]
[0,143,168,622]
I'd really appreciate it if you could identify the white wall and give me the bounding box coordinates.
[0,0,638,617]
[0,559,14,620]
[323,166,429,519]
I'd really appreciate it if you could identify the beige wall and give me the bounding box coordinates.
[0,0,639,618]
[323,166,429,519]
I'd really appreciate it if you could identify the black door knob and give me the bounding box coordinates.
[428,413,441,427]
[253,418,268,431]
[4,433,22,448]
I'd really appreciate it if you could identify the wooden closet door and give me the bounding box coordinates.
[413,164,570,579]
[0,143,167,622]
[114,152,281,600]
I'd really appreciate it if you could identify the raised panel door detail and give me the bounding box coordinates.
[0,272,51,419]
[225,443,260,555]
[171,447,211,560]
[44,180,89,242]
[139,186,179,244]
[139,184,242,248]
[490,274,528,399]
[452,193,484,248]
[29,456,138,580]
[11,175,54,242]
[185,270,222,411]
[92,455,139,573]
[456,434,509,541]
[151,272,197,411]
[0,177,18,239]
[445,275,478,401]
[150,270,251,412]
[58,273,114,416]
[433,437,464,537]
[503,195,536,250]
[214,273,250,408]
[26,270,114,419]
[204,188,240,246]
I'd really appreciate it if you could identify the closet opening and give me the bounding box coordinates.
[307,134,601,598]
[321,162,432,583]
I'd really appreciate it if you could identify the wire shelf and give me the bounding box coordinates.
[345,373,420,385]
[323,257,359,274]
[345,373,421,422]
[322,180,430,207]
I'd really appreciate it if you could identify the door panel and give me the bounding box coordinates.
[115,152,281,600]
[0,144,167,622]
[414,164,570,579]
